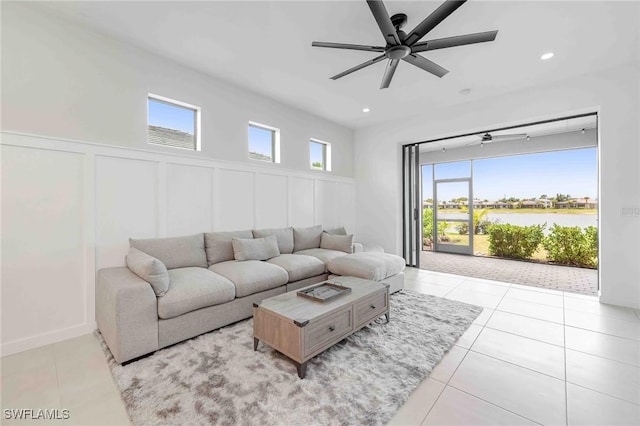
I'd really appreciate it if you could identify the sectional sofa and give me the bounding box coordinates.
[96,225,405,363]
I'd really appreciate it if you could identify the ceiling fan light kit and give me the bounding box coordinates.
[312,0,499,89]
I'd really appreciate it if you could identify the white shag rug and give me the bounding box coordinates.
[99,290,482,426]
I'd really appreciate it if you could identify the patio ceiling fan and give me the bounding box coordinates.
[466,132,529,147]
[311,0,499,89]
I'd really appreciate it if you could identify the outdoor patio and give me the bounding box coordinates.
[420,250,598,296]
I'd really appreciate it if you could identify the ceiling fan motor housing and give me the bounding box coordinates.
[386,45,411,59]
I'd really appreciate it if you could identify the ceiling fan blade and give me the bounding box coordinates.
[491,134,528,140]
[411,30,499,53]
[380,59,399,89]
[402,54,449,78]
[404,0,467,46]
[330,54,387,80]
[312,41,385,53]
[366,0,401,46]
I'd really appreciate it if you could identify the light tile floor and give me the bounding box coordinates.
[1,267,639,425]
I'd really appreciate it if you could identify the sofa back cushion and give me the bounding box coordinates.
[252,227,294,254]
[205,230,254,265]
[232,235,281,261]
[320,233,354,254]
[126,247,170,296]
[129,233,207,270]
[293,225,323,252]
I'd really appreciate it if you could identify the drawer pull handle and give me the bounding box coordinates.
[370,304,376,309]
[328,325,336,332]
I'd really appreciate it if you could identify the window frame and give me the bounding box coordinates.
[147,93,201,151]
[309,138,332,172]
[248,121,281,164]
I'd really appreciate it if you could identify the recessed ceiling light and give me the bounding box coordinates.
[362,107,370,113]
[540,52,554,60]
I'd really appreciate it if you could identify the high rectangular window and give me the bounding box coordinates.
[248,122,280,163]
[310,139,331,171]
[147,94,200,151]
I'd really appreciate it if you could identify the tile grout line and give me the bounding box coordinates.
[441,382,545,426]
[419,284,512,424]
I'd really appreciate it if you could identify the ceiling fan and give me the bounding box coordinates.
[466,132,529,147]
[312,0,499,89]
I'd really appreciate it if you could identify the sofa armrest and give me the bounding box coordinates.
[96,267,159,363]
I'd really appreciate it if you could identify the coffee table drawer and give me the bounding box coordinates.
[355,291,387,327]
[304,306,353,356]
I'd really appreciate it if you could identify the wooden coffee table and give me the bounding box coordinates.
[253,276,389,379]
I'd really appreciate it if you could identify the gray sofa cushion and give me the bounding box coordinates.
[324,226,347,235]
[125,247,170,297]
[130,234,207,269]
[158,267,236,319]
[328,252,406,281]
[232,236,280,261]
[294,248,349,272]
[205,230,254,265]
[210,261,288,297]
[293,225,323,252]
[320,233,354,253]
[267,254,326,282]
[252,227,294,254]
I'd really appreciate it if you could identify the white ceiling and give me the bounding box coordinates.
[31,1,640,129]
[418,114,597,152]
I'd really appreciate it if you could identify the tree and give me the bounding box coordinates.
[540,194,548,199]
[311,162,323,168]
[555,193,571,202]
[460,207,490,234]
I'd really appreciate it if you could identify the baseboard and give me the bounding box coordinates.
[598,294,640,310]
[1,322,97,357]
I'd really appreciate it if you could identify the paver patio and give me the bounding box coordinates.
[420,250,598,296]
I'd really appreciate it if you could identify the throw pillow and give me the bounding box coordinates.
[320,233,354,254]
[324,226,347,236]
[232,235,281,261]
[126,247,170,297]
[293,225,323,252]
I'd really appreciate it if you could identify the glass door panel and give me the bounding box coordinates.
[434,179,473,255]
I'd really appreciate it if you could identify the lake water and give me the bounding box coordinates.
[439,212,597,233]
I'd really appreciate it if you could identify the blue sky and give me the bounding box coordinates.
[248,125,273,157]
[423,147,597,201]
[148,99,195,134]
[310,141,324,166]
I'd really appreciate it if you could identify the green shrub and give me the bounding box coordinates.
[423,208,434,240]
[487,223,545,259]
[542,224,598,268]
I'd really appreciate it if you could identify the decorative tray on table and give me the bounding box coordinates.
[297,282,351,303]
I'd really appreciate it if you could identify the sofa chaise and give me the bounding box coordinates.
[96,225,405,363]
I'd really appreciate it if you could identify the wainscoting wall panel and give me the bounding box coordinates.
[315,179,338,229]
[254,173,288,229]
[289,177,315,227]
[95,156,159,271]
[0,132,355,355]
[215,169,255,231]
[166,164,214,237]
[1,145,86,349]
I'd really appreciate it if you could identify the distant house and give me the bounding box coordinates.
[573,198,597,208]
[521,200,537,208]
[537,199,554,208]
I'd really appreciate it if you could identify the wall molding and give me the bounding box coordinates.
[1,131,355,356]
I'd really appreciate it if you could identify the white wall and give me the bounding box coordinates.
[354,64,640,309]
[0,3,356,355]
[0,3,354,177]
[1,132,355,356]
